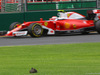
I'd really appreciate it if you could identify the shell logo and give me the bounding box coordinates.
[65,23,70,29]
[44,22,48,26]
[73,24,77,29]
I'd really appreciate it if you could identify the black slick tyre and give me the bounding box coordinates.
[95,20,100,34]
[9,22,21,31]
[28,23,43,37]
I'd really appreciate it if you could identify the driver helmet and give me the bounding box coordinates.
[50,16,57,20]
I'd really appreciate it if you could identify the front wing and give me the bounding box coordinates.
[7,31,28,36]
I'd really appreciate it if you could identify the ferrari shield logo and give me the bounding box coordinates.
[44,22,48,26]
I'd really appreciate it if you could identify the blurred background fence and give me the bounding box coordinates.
[0,0,98,13]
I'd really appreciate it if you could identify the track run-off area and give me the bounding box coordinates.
[0,33,100,46]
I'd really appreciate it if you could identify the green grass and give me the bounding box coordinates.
[0,43,100,75]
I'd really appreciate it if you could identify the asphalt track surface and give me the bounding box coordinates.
[0,33,100,46]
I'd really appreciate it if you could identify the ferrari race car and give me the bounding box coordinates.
[5,9,100,37]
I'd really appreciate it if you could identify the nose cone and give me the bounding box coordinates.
[5,26,22,36]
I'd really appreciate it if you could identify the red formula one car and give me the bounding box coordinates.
[6,9,100,37]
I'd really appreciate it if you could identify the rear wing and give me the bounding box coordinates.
[87,9,100,19]
[93,9,100,19]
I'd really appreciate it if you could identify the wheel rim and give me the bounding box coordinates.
[14,25,17,28]
[33,25,42,35]
[14,24,20,28]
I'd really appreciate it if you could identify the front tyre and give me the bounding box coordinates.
[28,23,43,37]
[95,20,100,34]
[9,22,21,31]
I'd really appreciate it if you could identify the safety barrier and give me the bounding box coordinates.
[0,13,24,31]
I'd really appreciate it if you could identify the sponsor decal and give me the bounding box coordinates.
[13,31,28,36]
[50,30,54,33]
[73,24,77,29]
[57,25,60,28]
[47,29,55,35]
[67,13,70,18]
[44,22,48,26]
[65,23,70,29]
[67,13,73,18]
[83,21,87,24]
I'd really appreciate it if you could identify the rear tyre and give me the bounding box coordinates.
[9,22,21,31]
[95,20,100,34]
[28,23,43,37]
